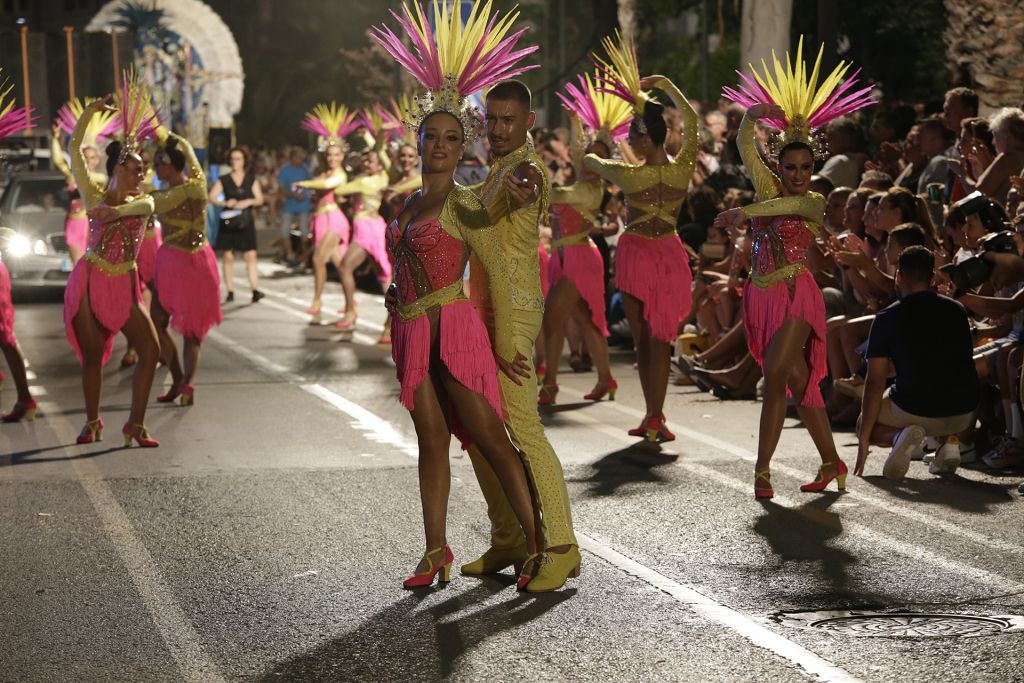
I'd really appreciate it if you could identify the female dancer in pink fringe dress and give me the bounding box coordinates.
[149,127,223,406]
[538,72,632,406]
[295,103,359,322]
[585,34,698,443]
[0,85,37,423]
[716,39,874,498]
[51,99,116,264]
[63,88,161,448]
[330,148,393,331]
[373,0,546,589]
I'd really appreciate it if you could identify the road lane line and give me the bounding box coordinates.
[558,386,1024,559]
[205,330,416,460]
[26,397,225,683]
[207,328,859,683]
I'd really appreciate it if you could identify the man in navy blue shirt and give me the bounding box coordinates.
[856,246,979,480]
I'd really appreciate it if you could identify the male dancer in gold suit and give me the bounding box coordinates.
[462,80,580,592]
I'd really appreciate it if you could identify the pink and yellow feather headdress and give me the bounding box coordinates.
[0,72,35,140]
[55,97,119,149]
[557,71,632,150]
[593,30,657,135]
[301,102,359,152]
[722,36,875,159]
[370,0,539,141]
[114,68,159,162]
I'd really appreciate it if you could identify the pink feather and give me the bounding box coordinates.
[0,105,34,139]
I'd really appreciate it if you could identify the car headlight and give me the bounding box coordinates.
[33,239,47,256]
[6,233,30,257]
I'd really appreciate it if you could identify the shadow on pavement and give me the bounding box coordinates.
[574,444,679,497]
[254,582,573,681]
[859,473,1017,514]
[752,496,877,604]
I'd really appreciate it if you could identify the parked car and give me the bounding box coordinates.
[0,171,72,289]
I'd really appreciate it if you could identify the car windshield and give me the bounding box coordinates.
[9,179,68,214]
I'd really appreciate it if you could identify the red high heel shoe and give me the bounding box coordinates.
[800,459,848,493]
[77,418,104,444]
[516,552,545,591]
[537,384,558,406]
[754,470,774,499]
[641,415,663,443]
[584,378,618,401]
[657,413,676,442]
[334,309,358,330]
[179,384,195,406]
[157,385,181,403]
[120,349,138,368]
[2,398,37,422]
[403,545,454,589]
[122,423,159,448]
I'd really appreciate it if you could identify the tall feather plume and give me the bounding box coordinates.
[557,71,632,142]
[115,67,159,158]
[0,74,36,140]
[722,36,875,141]
[370,0,538,141]
[592,30,653,115]
[55,97,120,148]
[301,102,359,151]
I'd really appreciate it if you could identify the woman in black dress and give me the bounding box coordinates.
[208,147,265,303]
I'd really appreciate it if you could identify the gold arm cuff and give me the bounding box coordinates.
[396,280,466,322]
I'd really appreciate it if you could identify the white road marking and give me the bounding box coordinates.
[559,386,1024,560]
[577,532,861,683]
[29,399,225,683]
[207,327,859,683]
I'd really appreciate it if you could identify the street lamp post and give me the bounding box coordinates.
[64,26,76,100]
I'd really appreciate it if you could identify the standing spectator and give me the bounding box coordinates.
[955,108,1024,206]
[209,147,265,304]
[276,147,312,266]
[856,246,978,480]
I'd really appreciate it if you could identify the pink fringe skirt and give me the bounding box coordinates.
[353,216,391,283]
[63,261,142,365]
[549,243,609,336]
[312,207,350,247]
[615,233,693,344]
[538,244,551,297]
[137,229,162,288]
[743,269,827,408]
[64,214,89,254]
[155,245,223,341]
[0,262,16,347]
[391,299,503,448]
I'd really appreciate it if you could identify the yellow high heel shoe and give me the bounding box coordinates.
[525,545,581,593]
[460,542,528,576]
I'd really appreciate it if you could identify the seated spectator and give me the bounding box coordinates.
[843,187,876,237]
[892,124,927,192]
[825,186,853,234]
[954,108,1024,206]
[916,116,956,196]
[859,169,894,191]
[819,118,868,188]
[856,246,979,479]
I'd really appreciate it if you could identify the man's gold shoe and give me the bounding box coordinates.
[459,543,528,576]
[526,545,581,592]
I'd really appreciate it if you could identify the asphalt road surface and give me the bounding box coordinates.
[2,262,1022,682]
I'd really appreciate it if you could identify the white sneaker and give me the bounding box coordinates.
[923,436,942,453]
[929,438,962,475]
[983,439,1024,469]
[883,425,926,480]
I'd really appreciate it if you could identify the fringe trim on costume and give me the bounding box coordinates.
[63,261,141,365]
[743,270,827,408]
[614,233,692,344]
[155,245,223,341]
[549,246,609,336]
[0,262,17,347]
